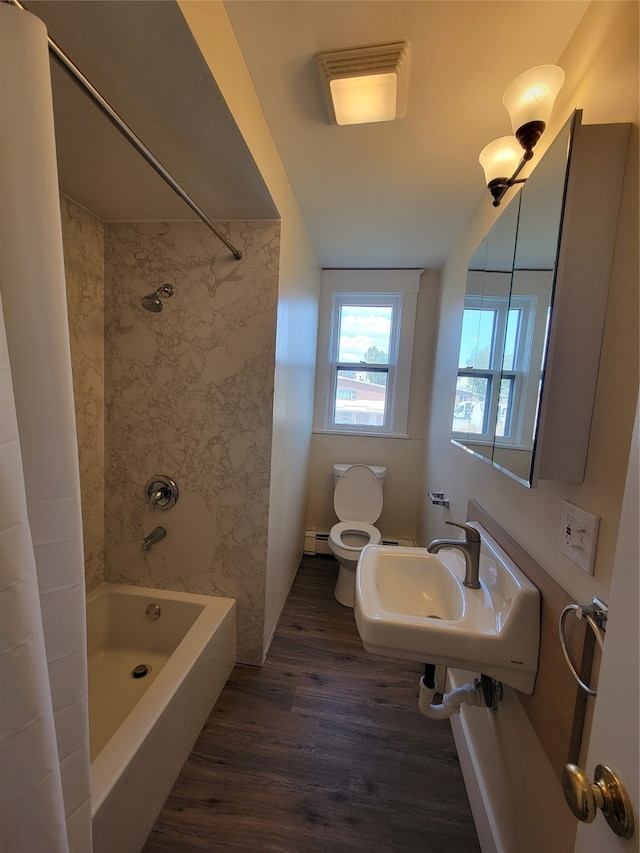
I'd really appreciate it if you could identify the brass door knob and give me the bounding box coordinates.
[561,763,634,839]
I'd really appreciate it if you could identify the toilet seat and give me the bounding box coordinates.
[329,521,382,555]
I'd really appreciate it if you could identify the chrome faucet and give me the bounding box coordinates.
[141,526,166,553]
[427,521,481,589]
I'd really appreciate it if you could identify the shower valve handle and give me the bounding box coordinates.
[145,475,179,512]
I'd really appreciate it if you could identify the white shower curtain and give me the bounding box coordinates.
[0,5,92,852]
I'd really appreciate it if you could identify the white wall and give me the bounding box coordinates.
[422,3,638,850]
[306,268,439,540]
[178,1,322,656]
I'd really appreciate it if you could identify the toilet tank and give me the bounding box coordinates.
[332,464,386,488]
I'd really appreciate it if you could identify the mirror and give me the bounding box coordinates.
[452,198,519,463]
[452,115,574,485]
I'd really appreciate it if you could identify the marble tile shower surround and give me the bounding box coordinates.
[104,220,280,665]
[60,194,105,593]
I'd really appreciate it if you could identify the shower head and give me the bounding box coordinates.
[141,283,175,313]
[141,293,163,312]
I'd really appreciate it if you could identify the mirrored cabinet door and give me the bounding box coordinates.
[451,110,629,486]
[452,197,519,463]
[492,118,571,484]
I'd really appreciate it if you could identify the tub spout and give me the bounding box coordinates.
[142,526,166,552]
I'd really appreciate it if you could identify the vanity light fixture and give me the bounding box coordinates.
[317,42,409,126]
[480,64,565,206]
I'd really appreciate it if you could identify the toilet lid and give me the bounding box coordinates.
[334,464,383,523]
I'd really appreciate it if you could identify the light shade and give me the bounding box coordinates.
[330,73,398,125]
[318,42,409,126]
[479,136,522,185]
[502,65,565,136]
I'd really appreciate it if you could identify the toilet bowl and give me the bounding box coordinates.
[328,464,385,607]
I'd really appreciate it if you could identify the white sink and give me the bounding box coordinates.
[354,523,540,693]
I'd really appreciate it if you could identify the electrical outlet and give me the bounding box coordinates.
[558,500,600,574]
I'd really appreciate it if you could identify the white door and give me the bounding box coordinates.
[573,399,639,852]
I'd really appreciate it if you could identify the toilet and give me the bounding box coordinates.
[328,464,385,607]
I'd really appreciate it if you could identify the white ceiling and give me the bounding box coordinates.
[224,1,589,268]
[27,0,589,268]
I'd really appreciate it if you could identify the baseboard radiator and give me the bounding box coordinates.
[304,530,415,556]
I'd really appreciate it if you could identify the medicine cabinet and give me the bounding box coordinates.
[452,110,629,486]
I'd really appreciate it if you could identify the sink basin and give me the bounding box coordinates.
[373,553,465,621]
[354,523,540,693]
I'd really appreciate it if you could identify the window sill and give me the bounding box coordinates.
[312,429,411,439]
[452,434,492,446]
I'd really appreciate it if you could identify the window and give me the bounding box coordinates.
[313,270,420,436]
[452,292,536,445]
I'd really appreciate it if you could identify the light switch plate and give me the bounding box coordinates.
[558,500,600,574]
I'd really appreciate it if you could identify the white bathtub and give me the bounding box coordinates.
[87,582,236,853]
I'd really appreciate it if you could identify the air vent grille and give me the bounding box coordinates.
[318,42,408,81]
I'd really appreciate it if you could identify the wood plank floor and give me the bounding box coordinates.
[143,556,480,852]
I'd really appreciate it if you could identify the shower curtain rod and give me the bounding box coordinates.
[7,0,243,260]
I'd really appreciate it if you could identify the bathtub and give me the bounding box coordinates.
[87,582,236,853]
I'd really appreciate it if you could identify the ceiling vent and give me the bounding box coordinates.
[317,42,409,126]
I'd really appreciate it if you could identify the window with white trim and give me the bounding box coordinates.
[313,270,420,437]
[452,291,539,446]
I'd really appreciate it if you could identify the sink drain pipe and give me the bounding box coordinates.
[418,664,484,720]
